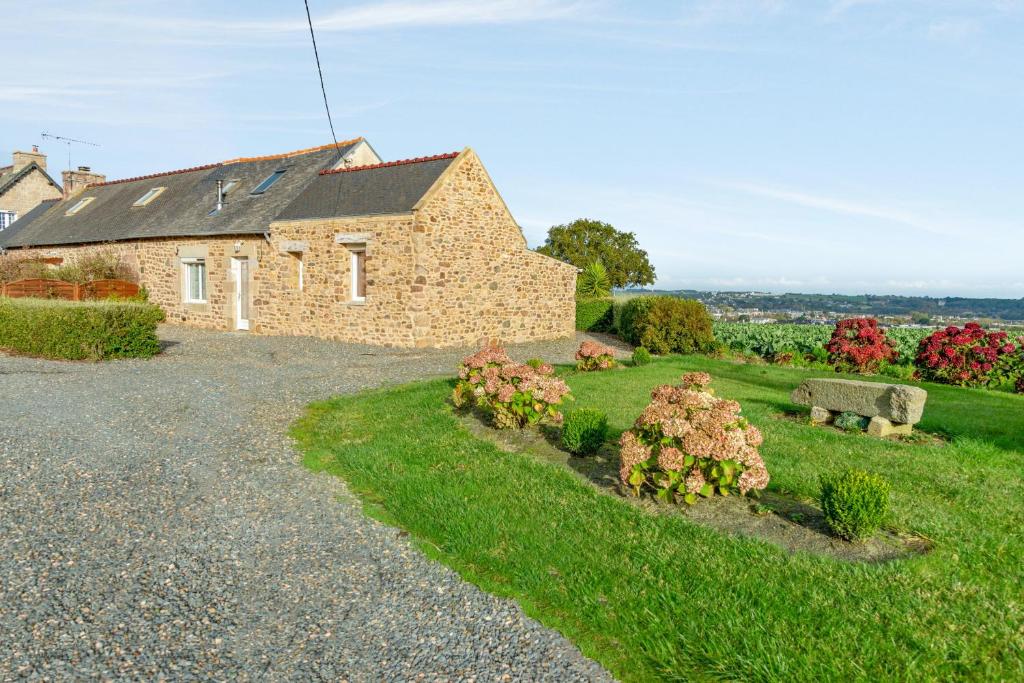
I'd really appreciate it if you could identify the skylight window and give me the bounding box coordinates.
[132,187,166,207]
[65,197,95,216]
[250,170,286,195]
[222,180,239,195]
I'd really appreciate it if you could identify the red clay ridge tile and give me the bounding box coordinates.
[89,138,366,187]
[319,152,459,176]
[90,163,222,188]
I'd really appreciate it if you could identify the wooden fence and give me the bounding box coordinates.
[1,278,140,301]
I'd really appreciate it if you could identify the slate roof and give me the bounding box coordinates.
[276,153,459,221]
[3,141,363,248]
[0,199,59,248]
[0,162,62,197]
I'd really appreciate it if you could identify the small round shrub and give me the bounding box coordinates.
[561,408,609,456]
[825,318,897,374]
[632,346,652,366]
[575,298,614,332]
[833,411,869,433]
[819,469,890,541]
[619,296,715,356]
[525,358,545,369]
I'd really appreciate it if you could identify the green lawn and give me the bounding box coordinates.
[291,356,1024,682]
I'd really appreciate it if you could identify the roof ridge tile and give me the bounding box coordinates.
[319,152,459,176]
[90,138,365,188]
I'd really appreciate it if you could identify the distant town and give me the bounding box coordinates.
[626,290,1024,328]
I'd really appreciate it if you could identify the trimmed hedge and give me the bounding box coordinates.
[0,297,165,360]
[619,296,715,355]
[575,298,614,332]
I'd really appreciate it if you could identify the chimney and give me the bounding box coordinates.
[62,166,106,199]
[12,145,47,171]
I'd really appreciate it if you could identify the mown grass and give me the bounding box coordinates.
[291,356,1024,682]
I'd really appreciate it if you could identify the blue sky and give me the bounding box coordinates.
[4,1,1022,298]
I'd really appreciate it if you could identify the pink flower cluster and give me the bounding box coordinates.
[453,345,571,428]
[825,318,897,374]
[575,340,617,371]
[619,373,769,503]
[914,323,1017,387]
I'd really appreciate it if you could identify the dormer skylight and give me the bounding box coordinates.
[65,197,94,216]
[132,187,166,207]
[251,169,286,195]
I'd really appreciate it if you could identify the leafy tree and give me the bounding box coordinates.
[537,219,656,289]
[576,262,612,299]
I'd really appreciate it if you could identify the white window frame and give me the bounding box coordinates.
[350,246,366,302]
[0,210,16,230]
[65,197,94,216]
[132,187,166,207]
[289,251,304,292]
[181,257,208,304]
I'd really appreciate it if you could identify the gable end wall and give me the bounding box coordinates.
[410,150,576,348]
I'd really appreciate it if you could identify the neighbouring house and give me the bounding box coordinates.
[0,138,576,348]
[0,146,64,232]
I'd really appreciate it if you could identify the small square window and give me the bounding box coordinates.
[133,187,166,207]
[65,197,94,216]
[350,247,366,302]
[0,211,16,230]
[182,258,207,303]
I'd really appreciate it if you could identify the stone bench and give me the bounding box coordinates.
[790,378,927,437]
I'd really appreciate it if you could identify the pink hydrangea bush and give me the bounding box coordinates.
[575,340,617,371]
[619,372,769,504]
[452,345,571,429]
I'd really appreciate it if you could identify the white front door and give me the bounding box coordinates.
[231,257,250,331]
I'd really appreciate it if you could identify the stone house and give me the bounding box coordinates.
[1,139,576,348]
[0,146,64,232]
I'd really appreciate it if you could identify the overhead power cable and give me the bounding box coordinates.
[304,0,340,152]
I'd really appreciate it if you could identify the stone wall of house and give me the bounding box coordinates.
[409,150,577,348]
[259,215,417,346]
[5,236,267,331]
[3,153,576,348]
[0,169,63,220]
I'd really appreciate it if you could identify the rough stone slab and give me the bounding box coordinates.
[868,415,914,437]
[810,406,833,424]
[791,378,927,425]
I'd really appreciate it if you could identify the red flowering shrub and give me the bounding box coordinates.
[452,345,571,429]
[825,318,897,374]
[619,372,769,505]
[914,323,1017,387]
[575,340,617,371]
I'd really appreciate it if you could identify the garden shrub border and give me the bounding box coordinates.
[0,297,165,360]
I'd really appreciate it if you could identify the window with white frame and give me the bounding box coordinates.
[65,197,94,216]
[132,187,166,207]
[290,251,304,291]
[182,258,207,303]
[349,247,366,302]
[0,210,15,230]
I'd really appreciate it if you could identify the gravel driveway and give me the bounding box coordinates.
[0,327,617,681]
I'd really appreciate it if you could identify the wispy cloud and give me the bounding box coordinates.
[716,180,966,237]
[927,17,981,41]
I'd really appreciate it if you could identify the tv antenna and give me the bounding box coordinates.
[40,131,100,171]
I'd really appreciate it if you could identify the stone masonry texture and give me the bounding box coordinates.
[791,378,928,425]
[4,151,577,348]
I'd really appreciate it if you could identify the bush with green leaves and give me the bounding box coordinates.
[833,411,869,433]
[819,469,890,541]
[575,298,614,332]
[619,296,715,356]
[631,346,652,366]
[561,408,609,455]
[576,261,612,299]
[0,297,165,360]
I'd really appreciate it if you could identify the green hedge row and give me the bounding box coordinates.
[618,295,715,355]
[575,298,614,332]
[0,297,165,360]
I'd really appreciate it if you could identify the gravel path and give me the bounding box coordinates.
[0,327,616,681]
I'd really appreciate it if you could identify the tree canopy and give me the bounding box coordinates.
[536,219,656,289]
